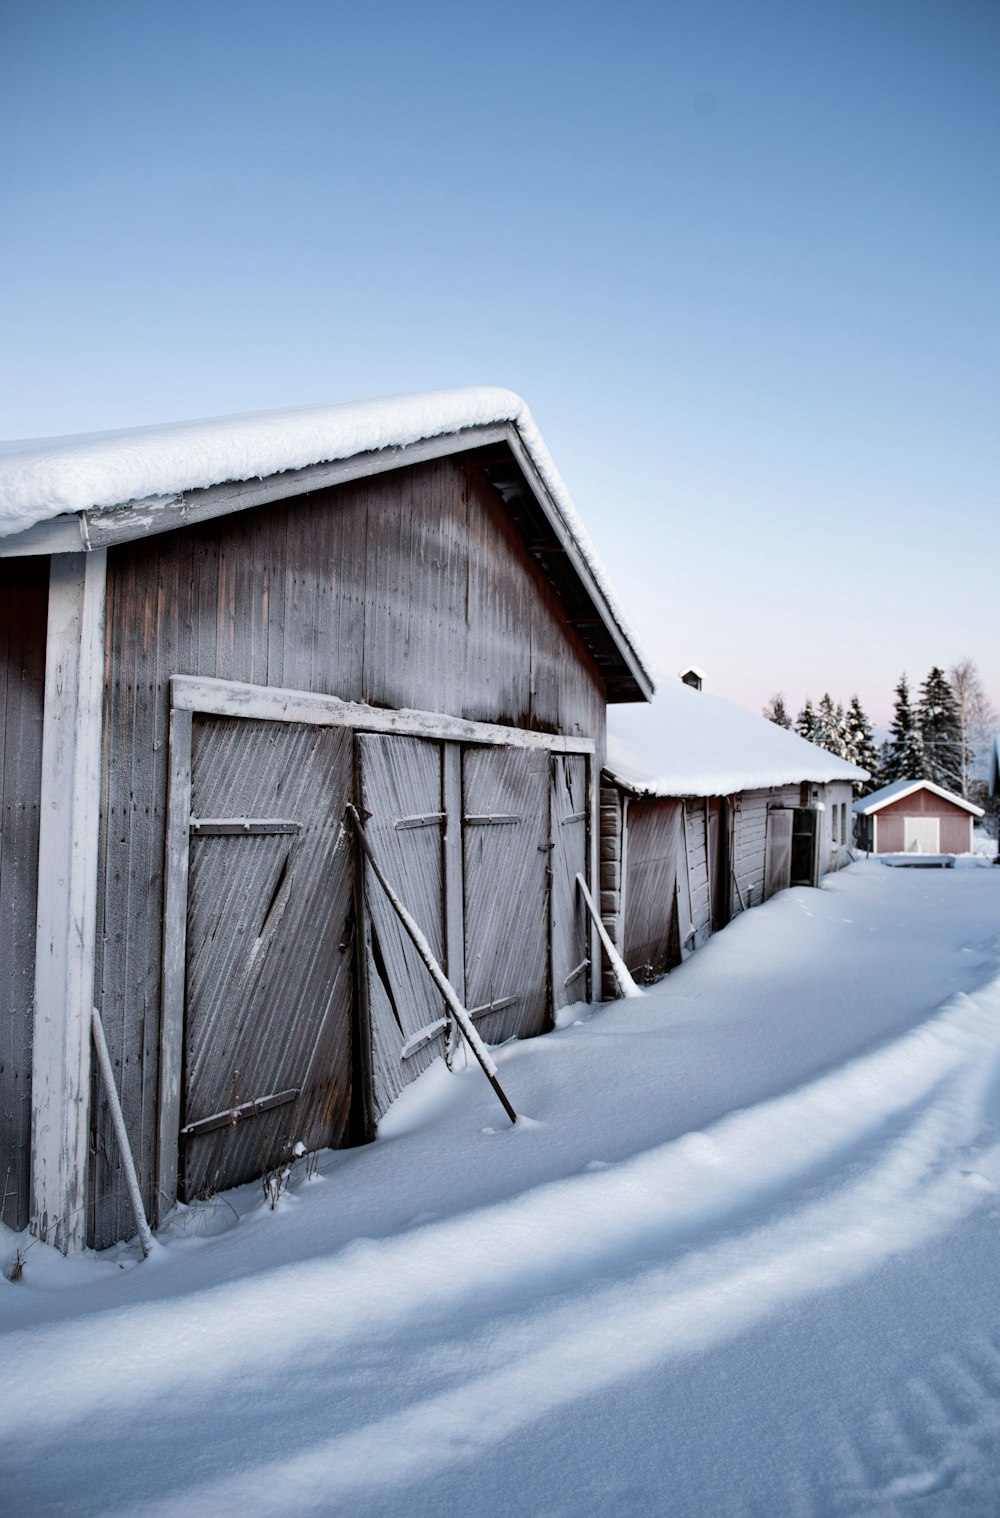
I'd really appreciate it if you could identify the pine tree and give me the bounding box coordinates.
[817,693,838,753]
[811,693,850,759]
[762,693,792,729]
[796,698,821,745]
[873,739,894,789]
[844,694,878,792]
[883,674,926,783]
[918,666,962,792]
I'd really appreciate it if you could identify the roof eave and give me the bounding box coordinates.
[0,421,653,703]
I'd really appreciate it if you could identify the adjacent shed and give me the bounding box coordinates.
[601,680,866,986]
[0,387,653,1250]
[853,779,983,855]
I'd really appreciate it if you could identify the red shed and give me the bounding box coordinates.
[853,779,982,855]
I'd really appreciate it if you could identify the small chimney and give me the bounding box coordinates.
[679,666,705,692]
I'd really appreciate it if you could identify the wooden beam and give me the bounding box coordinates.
[442,743,465,1015]
[30,550,107,1254]
[169,674,595,756]
[0,514,86,557]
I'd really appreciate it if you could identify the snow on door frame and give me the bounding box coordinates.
[158,675,596,1216]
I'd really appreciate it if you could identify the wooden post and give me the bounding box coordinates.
[442,743,465,1064]
[91,1008,153,1258]
[576,873,644,999]
[31,551,107,1254]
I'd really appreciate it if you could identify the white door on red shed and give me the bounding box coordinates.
[904,817,939,853]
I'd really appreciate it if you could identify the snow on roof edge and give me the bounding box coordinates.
[0,386,655,689]
[604,679,868,799]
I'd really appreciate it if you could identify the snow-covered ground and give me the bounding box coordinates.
[4,860,1000,1517]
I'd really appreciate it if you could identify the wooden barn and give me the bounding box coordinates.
[0,387,653,1251]
[853,779,982,856]
[600,678,865,986]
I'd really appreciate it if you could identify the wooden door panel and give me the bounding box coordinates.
[357,733,447,1115]
[622,799,682,982]
[550,753,589,1010]
[181,717,353,1201]
[462,745,550,1043]
[764,808,794,899]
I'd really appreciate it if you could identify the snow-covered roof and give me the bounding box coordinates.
[854,778,984,817]
[605,679,868,797]
[0,386,654,698]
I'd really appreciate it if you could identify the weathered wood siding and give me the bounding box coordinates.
[550,753,589,1011]
[180,717,355,1201]
[731,790,770,911]
[0,559,48,1229]
[599,780,624,998]
[93,457,606,1246]
[822,781,855,870]
[685,799,711,947]
[620,798,683,982]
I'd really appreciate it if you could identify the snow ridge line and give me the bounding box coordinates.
[3,975,1000,1444]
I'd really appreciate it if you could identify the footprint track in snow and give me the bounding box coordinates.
[809,1341,1000,1514]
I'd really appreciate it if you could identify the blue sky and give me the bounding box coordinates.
[2,0,997,727]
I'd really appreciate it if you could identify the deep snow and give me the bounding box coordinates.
[3,860,1000,1516]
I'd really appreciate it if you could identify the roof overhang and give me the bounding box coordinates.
[0,420,653,703]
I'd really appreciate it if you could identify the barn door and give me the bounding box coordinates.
[550,753,590,1012]
[764,808,794,899]
[463,745,551,1043]
[356,733,448,1115]
[180,717,354,1202]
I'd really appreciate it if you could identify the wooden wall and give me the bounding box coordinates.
[0,558,48,1230]
[731,791,770,911]
[92,456,607,1246]
[599,781,624,998]
[602,779,858,993]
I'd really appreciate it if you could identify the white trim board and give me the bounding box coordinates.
[31,551,107,1253]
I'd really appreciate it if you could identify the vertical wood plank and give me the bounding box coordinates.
[442,741,465,1005]
[156,703,192,1219]
[0,558,47,1229]
[31,550,107,1253]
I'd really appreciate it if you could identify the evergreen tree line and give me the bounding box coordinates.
[763,660,996,799]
